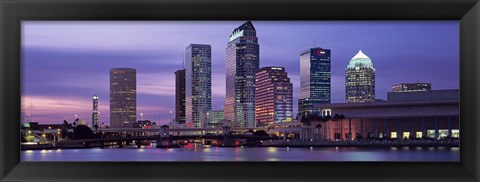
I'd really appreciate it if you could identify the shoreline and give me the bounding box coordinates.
[21,141,460,151]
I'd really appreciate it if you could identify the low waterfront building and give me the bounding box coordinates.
[267,120,304,139]
[133,120,156,129]
[316,89,459,140]
[21,122,67,131]
[392,82,431,92]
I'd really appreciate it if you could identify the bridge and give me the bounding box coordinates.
[55,133,277,149]
[22,125,304,148]
[96,127,268,133]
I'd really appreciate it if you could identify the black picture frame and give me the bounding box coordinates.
[1,0,479,181]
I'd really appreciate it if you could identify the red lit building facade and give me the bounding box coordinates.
[255,67,293,127]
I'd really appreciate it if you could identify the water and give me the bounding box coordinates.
[21,146,460,162]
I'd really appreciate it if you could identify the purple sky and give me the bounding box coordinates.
[21,21,459,125]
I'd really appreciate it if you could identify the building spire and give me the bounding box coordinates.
[313,33,316,48]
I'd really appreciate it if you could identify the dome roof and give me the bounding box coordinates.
[347,50,374,69]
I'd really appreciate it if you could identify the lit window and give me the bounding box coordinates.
[390,132,397,139]
[427,130,436,138]
[452,130,459,138]
[416,131,422,138]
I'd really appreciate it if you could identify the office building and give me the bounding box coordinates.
[185,44,212,128]
[392,83,432,92]
[345,50,375,103]
[110,68,136,128]
[175,69,186,124]
[225,21,260,128]
[298,47,331,117]
[255,66,293,127]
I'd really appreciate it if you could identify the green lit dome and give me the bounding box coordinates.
[347,50,374,69]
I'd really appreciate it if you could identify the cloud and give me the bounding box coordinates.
[21,95,109,124]
[21,95,176,124]
[136,72,176,96]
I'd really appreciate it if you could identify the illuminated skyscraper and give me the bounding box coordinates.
[298,47,331,116]
[225,21,260,128]
[92,95,99,127]
[185,44,212,128]
[345,50,375,103]
[175,69,186,124]
[255,67,293,127]
[392,83,431,92]
[110,68,136,128]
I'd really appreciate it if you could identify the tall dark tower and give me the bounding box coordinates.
[298,47,331,117]
[92,95,99,128]
[110,68,137,128]
[175,69,186,124]
[225,21,260,128]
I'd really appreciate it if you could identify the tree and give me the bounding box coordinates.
[355,134,364,141]
[21,133,27,143]
[73,118,79,127]
[321,115,332,122]
[25,135,35,142]
[72,125,95,140]
[332,114,340,121]
[253,130,269,137]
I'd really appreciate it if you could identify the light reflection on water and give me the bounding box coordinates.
[21,147,460,162]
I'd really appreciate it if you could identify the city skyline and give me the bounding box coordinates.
[21,21,459,125]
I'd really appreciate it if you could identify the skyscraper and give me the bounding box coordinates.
[175,69,186,124]
[255,66,293,127]
[225,21,260,128]
[185,44,212,128]
[298,47,331,117]
[345,50,375,103]
[392,83,431,92]
[92,95,99,128]
[110,68,136,128]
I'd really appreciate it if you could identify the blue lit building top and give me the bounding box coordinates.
[347,50,375,69]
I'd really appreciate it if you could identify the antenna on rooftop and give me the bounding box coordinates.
[313,33,316,48]
[182,51,185,69]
